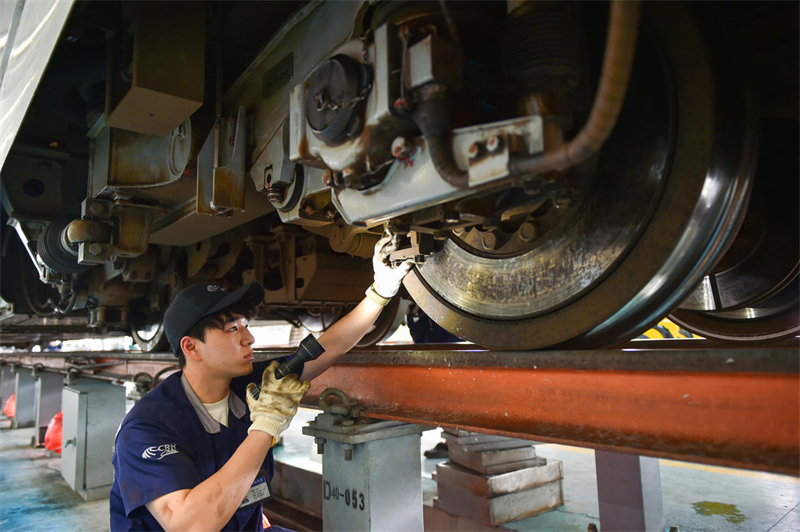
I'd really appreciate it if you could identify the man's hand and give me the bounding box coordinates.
[372,230,414,298]
[246,361,310,439]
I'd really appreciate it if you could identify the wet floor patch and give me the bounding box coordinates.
[691,501,747,525]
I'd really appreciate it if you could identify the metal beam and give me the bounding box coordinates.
[301,347,800,476]
[2,345,798,475]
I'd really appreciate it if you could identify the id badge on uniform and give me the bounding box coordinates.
[239,469,272,508]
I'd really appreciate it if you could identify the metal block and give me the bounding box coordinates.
[321,432,424,531]
[440,430,512,446]
[435,479,563,526]
[197,107,247,215]
[106,2,204,136]
[595,451,664,532]
[448,441,539,474]
[444,434,536,453]
[34,371,63,446]
[61,379,126,501]
[408,34,462,90]
[435,460,563,498]
[12,369,35,429]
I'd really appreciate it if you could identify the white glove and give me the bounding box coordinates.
[372,230,413,298]
[246,361,310,440]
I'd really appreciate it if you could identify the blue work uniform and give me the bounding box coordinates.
[110,359,300,531]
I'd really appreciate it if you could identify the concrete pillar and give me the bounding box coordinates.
[595,450,664,532]
[0,364,15,407]
[61,378,126,501]
[34,370,63,446]
[12,368,36,429]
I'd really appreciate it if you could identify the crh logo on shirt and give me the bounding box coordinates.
[142,443,178,460]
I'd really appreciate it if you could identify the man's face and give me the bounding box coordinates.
[194,315,255,378]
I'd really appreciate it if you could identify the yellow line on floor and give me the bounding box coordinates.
[537,444,800,484]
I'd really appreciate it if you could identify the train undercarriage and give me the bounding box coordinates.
[0,0,797,351]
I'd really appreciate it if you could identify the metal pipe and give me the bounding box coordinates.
[509,0,641,178]
[411,84,469,188]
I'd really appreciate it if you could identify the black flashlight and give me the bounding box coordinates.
[275,334,325,379]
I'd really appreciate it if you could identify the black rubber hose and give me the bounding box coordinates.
[410,84,469,188]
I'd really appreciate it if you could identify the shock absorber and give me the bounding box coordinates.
[505,1,586,151]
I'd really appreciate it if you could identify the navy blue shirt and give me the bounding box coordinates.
[110,359,297,531]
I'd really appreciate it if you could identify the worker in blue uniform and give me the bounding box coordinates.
[109,232,412,531]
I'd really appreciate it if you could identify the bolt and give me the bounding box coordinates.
[342,443,353,461]
[482,231,498,250]
[89,202,104,215]
[315,437,326,455]
[443,210,460,223]
[323,170,332,186]
[324,207,336,220]
[394,98,410,112]
[88,243,103,256]
[519,222,536,242]
[391,137,407,158]
[468,142,480,159]
[486,135,501,152]
[303,204,316,216]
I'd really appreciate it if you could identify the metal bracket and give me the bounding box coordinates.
[197,106,247,215]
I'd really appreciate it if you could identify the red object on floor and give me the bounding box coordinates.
[44,411,63,453]
[3,393,15,418]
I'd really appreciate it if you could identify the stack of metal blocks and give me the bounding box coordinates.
[433,429,564,527]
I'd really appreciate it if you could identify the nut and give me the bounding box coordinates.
[482,231,498,250]
[324,207,336,220]
[303,204,316,216]
[89,202,104,215]
[468,142,480,159]
[391,137,407,158]
[87,243,103,256]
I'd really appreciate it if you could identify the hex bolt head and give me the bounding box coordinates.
[342,443,353,461]
[324,207,336,220]
[482,231,498,250]
[519,222,536,242]
[486,135,500,152]
[89,202,104,215]
[88,243,103,256]
[468,142,480,159]
[303,204,316,216]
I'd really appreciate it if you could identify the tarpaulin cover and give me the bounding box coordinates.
[44,411,63,453]
[3,393,15,418]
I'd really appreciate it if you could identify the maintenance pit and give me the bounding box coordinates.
[1,342,797,531]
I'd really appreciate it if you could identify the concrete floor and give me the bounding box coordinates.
[2,410,798,532]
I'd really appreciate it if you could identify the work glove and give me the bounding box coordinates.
[371,229,414,298]
[246,361,311,440]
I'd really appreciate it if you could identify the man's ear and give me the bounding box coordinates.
[181,336,203,363]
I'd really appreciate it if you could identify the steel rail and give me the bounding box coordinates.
[2,345,798,474]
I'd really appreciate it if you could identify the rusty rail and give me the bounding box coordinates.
[2,344,798,475]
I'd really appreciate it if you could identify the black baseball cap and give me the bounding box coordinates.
[164,281,265,356]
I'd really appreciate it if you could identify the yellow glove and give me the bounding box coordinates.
[245,361,311,440]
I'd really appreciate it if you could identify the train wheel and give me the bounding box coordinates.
[404,3,758,349]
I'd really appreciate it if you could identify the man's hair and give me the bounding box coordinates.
[176,303,259,367]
